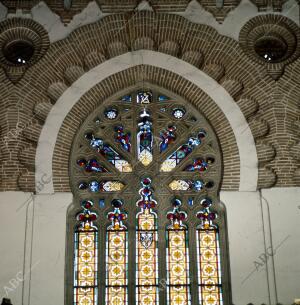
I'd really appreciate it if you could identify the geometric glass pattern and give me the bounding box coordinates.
[197,198,223,305]
[106,200,128,305]
[78,181,124,192]
[197,228,223,305]
[136,178,159,305]
[72,88,226,305]
[166,199,191,305]
[74,201,98,305]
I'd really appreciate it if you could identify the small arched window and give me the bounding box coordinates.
[67,84,230,305]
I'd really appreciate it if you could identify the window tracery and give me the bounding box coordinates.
[69,85,229,305]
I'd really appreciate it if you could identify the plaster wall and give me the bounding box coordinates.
[0,189,299,305]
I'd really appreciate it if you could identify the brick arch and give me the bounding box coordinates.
[3,11,281,192]
[36,51,258,193]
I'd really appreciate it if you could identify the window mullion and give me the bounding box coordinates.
[189,224,200,305]
[158,216,168,305]
[98,218,106,305]
[128,210,136,305]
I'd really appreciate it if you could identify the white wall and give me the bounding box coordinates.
[0,192,72,305]
[221,191,270,304]
[261,188,300,304]
[0,192,30,304]
[0,189,299,305]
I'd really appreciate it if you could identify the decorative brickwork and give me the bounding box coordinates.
[0,18,49,82]
[52,67,240,192]
[1,0,91,24]
[1,0,293,23]
[0,12,299,191]
[249,0,288,11]
[196,0,242,23]
[239,14,300,80]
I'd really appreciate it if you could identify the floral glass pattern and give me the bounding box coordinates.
[105,108,118,120]
[172,108,185,119]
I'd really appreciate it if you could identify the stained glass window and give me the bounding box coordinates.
[159,126,176,153]
[106,199,128,305]
[115,126,131,152]
[160,130,206,172]
[85,133,132,172]
[78,181,124,192]
[166,199,191,305]
[71,87,228,305]
[74,200,98,305]
[136,178,159,305]
[137,110,153,166]
[197,199,223,305]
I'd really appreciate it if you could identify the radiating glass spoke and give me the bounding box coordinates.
[159,126,176,153]
[137,110,153,166]
[85,133,132,172]
[160,130,206,172]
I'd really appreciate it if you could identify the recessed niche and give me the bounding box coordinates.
[254,36,287,63]
[3,40,35,65]
[0,18,49,82]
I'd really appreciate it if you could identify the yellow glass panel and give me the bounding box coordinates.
[167,228,190,305]
[136,209,158,305]
[160,159,177,172]
[138,150,153,167]
[115,160,132,172]
[169,180,190,191]
[74,226,97,305]
[103,181,125,192]
[197,228,223,305]
[106,229,128,305]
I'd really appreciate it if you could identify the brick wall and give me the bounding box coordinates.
[0,12,299,191]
